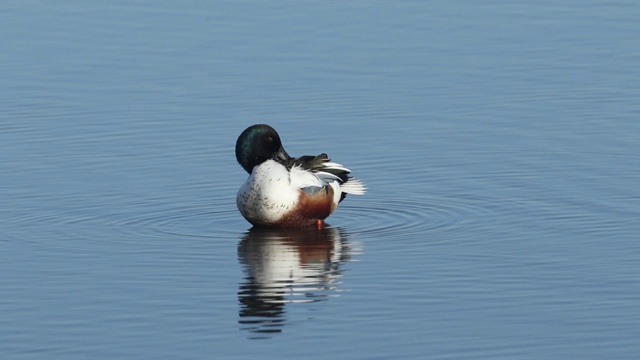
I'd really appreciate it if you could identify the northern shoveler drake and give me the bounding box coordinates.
[235,124,366,228]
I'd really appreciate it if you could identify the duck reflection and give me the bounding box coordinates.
[237,226,358,336]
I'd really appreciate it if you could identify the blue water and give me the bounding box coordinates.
[2,1,640,359]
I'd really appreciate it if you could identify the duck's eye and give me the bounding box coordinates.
[267,136,274,143]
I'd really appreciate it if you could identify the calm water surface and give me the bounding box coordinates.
[2,1,640,359]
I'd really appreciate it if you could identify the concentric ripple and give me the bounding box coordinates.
[1,183,244,253]
[334,192,531,241]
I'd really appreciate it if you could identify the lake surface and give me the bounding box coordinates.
[2,1,640,359]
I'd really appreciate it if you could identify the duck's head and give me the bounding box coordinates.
[236,124,291,174]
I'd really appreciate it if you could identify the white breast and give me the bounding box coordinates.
[237,160,300,224]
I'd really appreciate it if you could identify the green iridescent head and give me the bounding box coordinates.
[235,124,291,174]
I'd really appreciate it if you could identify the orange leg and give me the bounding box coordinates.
[316,219,324,229]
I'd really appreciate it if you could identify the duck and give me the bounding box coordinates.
[235,124,366,227]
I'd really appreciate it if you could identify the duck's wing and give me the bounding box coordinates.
[284,153,366,201]
[285,153,349,182]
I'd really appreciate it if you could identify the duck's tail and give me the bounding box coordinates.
[340,178,367,195]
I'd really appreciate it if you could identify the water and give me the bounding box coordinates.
[2,1,640,359]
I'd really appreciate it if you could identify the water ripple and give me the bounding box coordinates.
[337,193,528,240]
[2,190,241,252]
